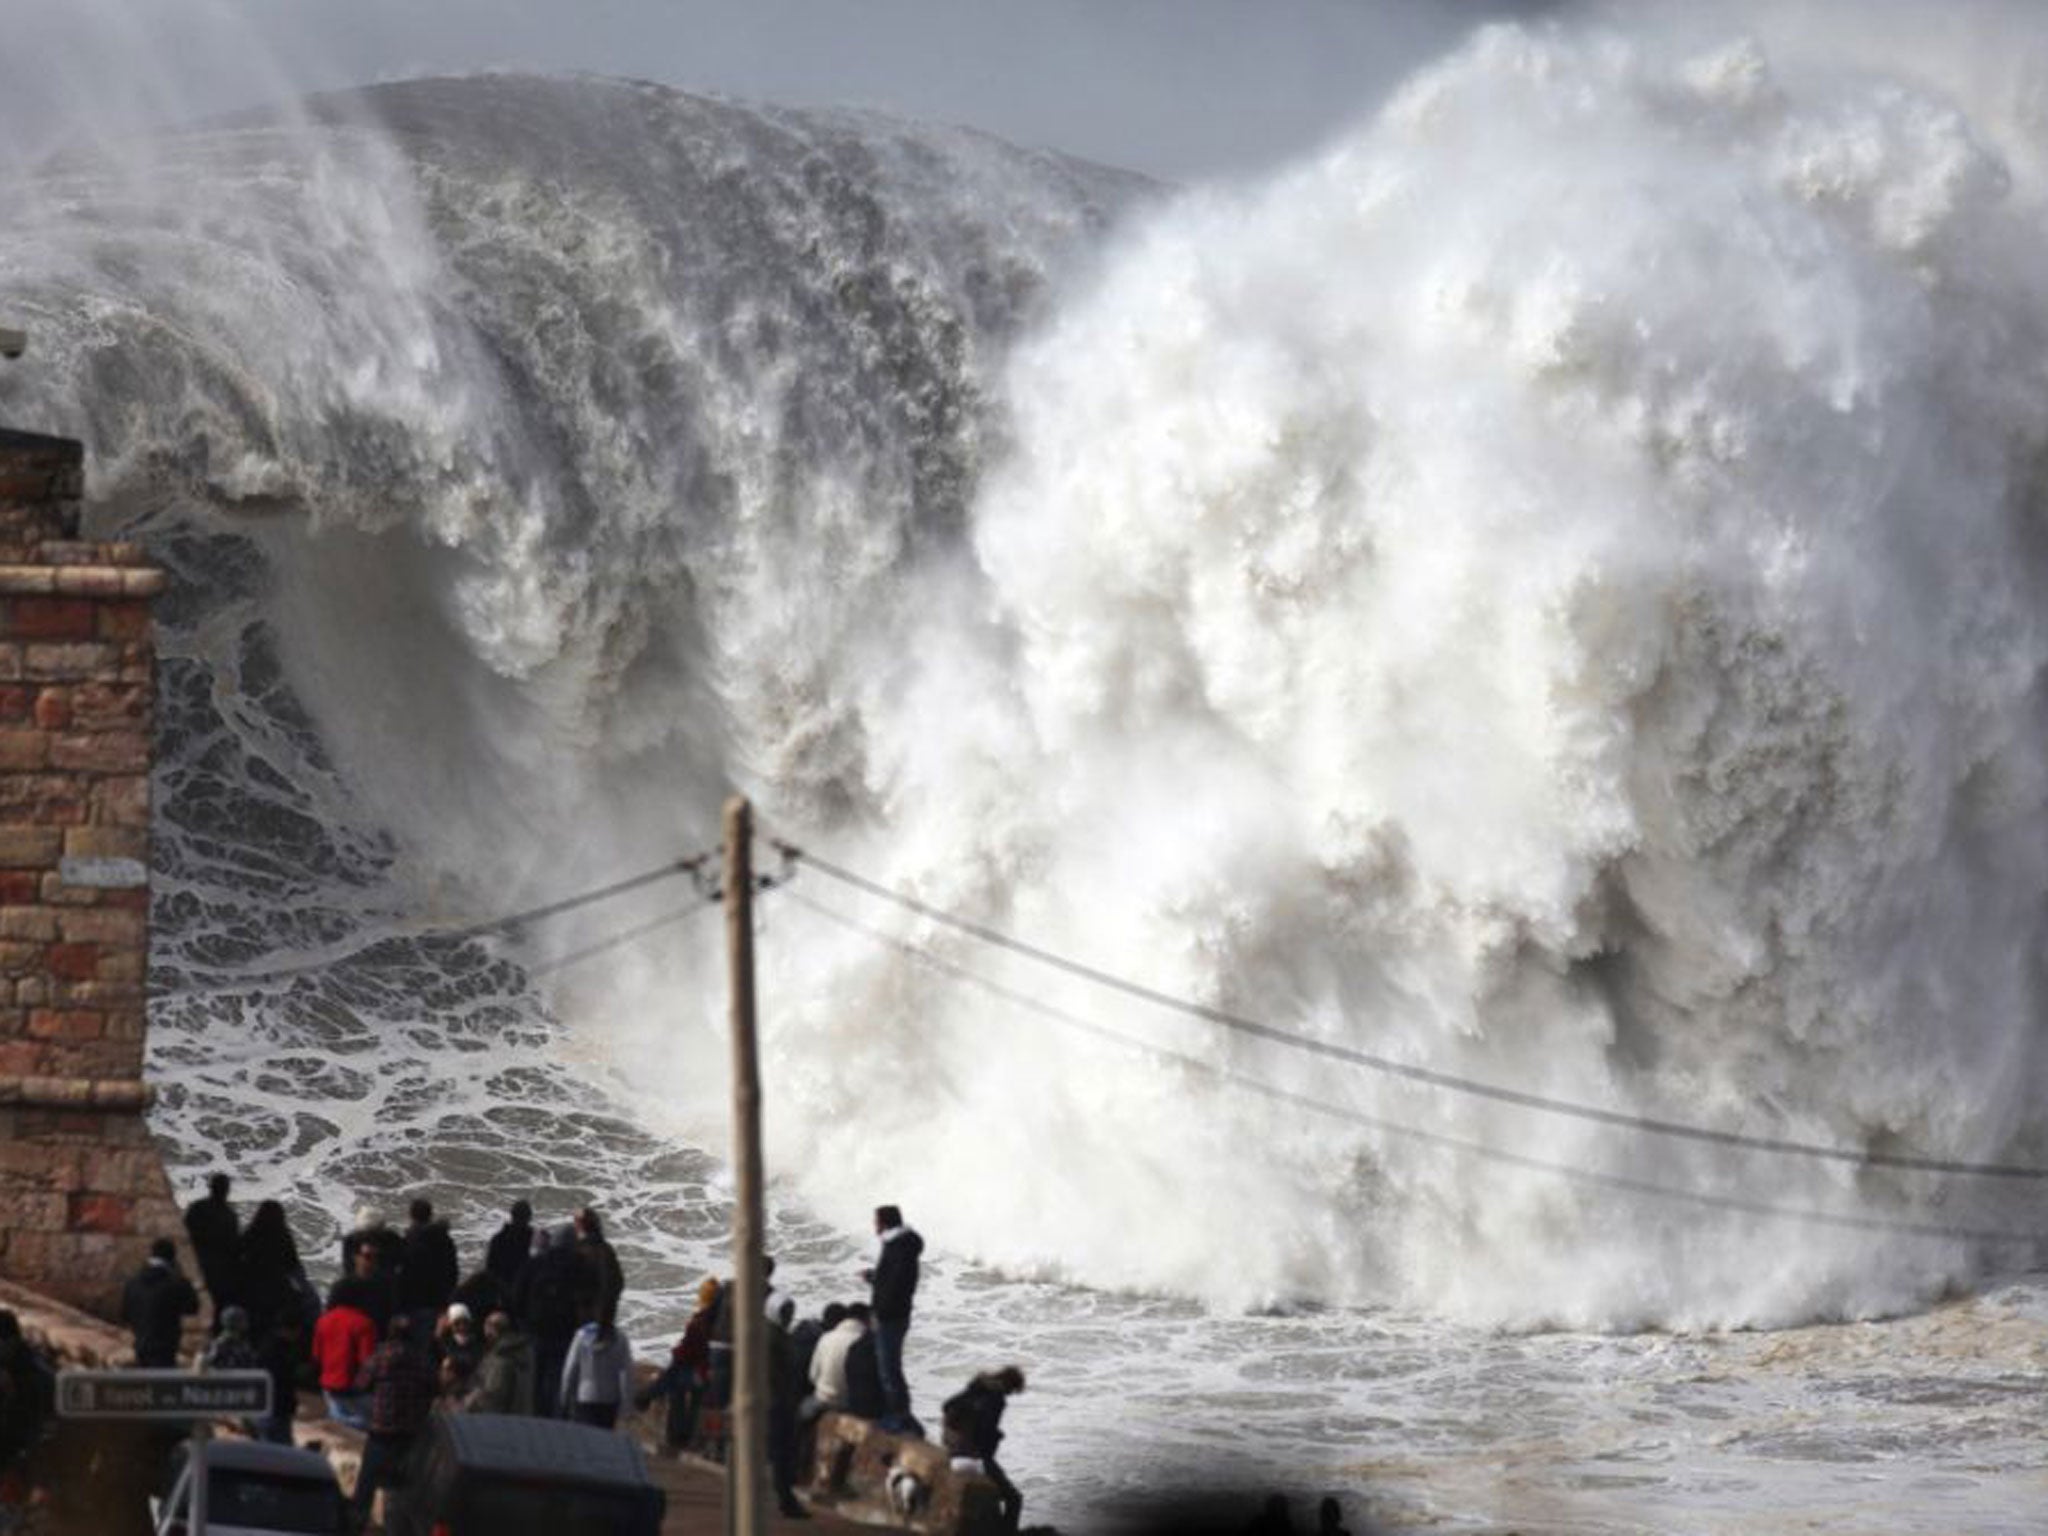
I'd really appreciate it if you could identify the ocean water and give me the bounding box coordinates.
[3,10,2048,1530]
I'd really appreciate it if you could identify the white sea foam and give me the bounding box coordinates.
[699,15,2048,1326]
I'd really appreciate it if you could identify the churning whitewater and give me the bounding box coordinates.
[2,8,2046,1376]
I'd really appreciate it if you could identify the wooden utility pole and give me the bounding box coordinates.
[723,795,770,1536]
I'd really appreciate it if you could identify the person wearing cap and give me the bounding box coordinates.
[121,1238,199,1368]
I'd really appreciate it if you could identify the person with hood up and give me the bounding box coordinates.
[557,1315,634,1429]
[514,1223,584,1417]
[435,1303,484,1400]
[121,1238,199,1368]
[182,1173,240,1328]
[859,1204,924,1431]
[463,1311,535,1415]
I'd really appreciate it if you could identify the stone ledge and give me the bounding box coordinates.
[0,1074,153,1110]
[0,566,166,598]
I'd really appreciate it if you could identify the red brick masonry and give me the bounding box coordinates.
[0,426,184,1321]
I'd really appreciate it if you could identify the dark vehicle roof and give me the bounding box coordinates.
[172,1439,340,1482]
[434,1414,656,1490]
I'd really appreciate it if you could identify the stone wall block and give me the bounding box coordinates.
[88,775,149,827]
[55,977,142,1007]
[45,943,97,981]
[0,826,59,866]
[56,908,142,946]
[0,598,97,641]
[0,906,57,942]
[66,683,148,733]
[0,776,85,823]
[26,1008,101,1041]
[96,605,151,642]
[49,730,148,773]
[21,642,118,681]
[0,730,46,769]
[66,1193,133,1234]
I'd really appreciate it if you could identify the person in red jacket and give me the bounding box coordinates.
[311,1298,376,1429]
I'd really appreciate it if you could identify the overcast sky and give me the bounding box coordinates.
[0,0,1557,181]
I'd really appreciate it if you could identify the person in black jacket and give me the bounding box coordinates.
[236,1200,305,1338]
[121,1238,199,1367]
[484,1199,534,1289]
[513,1224,583,1416]
[841,1303,886,1421]
[340,1206,404,1297]
[859,1205,923,1431]
[572,1207,625,1326]
[765,1298,810,1519]
[398,1198,460,1330]
[182,1173,240,1329]
[0,1311,53,1476]
[941,1367,1025,1533]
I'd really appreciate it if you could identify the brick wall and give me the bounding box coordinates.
[0,426,185,1322]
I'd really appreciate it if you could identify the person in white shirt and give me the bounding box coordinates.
[558,1317,634,1429]
[801,1304,864,1421]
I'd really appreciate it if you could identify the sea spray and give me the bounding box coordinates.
[744,20,2048,1325]
[0,25,2043,1333]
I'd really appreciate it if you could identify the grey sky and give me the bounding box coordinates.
[0,0,1555,181]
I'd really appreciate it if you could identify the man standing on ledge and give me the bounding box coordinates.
[860,1204,924,1433]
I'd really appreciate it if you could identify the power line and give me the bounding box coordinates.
[772,842,2048,1183]
[165,849,718,995]
[526,896,723,978]
[777,886,2046,1247]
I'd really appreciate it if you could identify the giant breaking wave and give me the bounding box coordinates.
[4,16,2048,1332]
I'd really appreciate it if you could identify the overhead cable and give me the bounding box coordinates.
[772,842,2048,1182]
[167,849,718,994]
[779,886,2045,1247]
